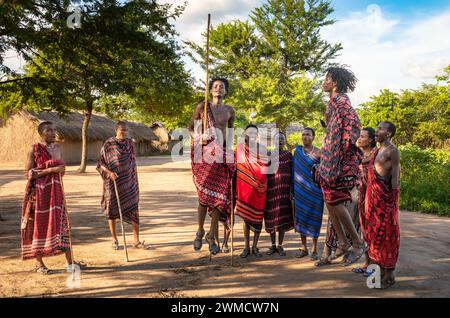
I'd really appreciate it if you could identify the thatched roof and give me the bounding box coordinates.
[21,110,158,142]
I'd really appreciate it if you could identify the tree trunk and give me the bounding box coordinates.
[77,101,93,173]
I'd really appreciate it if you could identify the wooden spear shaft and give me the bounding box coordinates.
[59,173,75,280]
[203,13,211,134]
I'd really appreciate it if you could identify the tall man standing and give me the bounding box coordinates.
[365,121,401,289]
[316,66,365,266]
[189,78,235,255]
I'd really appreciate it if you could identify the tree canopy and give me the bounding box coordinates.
[186,0,342,132]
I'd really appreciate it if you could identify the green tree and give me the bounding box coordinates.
[1,1,192,172]
[359,66,450,148]
[186,0,342,133]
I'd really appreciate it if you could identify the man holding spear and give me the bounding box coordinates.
[189,14,236,257]
[189,77,236,255]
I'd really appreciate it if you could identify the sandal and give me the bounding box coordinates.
[112,241,119,250]
[133,241,151,250]
[34,264,52,275]
[295,249,309,258]
[193,230,204,251]
[342,245,365,267]
[310,252,319,261]
[314,256,332,267]
[205,235,220,255]
[240,248,251,258]
[363,268,376,277]
[277,245,286,257]
[380,279,396,290]
[252,246,262,258]
[352,267,367,274]
[266,245,277,255]
[221,244,230,254]
[67,261,87,272]
[332,243,350,260]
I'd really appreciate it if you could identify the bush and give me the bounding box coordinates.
[399,144,450,216]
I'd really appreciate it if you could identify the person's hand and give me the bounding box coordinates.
[312,165,321,185]
[314,169,321,184]
[53,166,65,174]
[30,169,41,180]
[109,171,119,181]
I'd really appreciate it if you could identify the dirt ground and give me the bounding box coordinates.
[1,156,449,298]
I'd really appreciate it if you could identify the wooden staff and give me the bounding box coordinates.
[59,173,75,280]
[203,13,211,134]
[204,13,212,262]
[113,180,130,262]
[230,174,235,267]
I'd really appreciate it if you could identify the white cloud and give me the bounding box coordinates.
[162,0,258,43]
[4,1,449,107]
[321,4,450,105]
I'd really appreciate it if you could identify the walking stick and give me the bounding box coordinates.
[204,13,212,262]
[203,13,211,134]
[230,175,235,267]
[59,173,75,281]
[291,195,296,233]
[113,180,130,262]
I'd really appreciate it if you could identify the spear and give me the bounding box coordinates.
[203,13,211,136]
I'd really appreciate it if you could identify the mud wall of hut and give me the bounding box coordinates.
[59,140,104,164]
[0,114,41,166]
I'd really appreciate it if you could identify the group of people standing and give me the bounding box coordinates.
[190,66,401,289]
[19,65,400,290]
[21,121,148,275]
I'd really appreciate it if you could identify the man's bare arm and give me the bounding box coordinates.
[189,103,204,133]
[390,148,401,190]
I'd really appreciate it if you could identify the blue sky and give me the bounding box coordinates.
[4,0,450,106]
[162,0,450,106]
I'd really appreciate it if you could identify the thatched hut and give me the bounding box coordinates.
[0,110,169,165]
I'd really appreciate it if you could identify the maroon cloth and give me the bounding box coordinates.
[319,94,363,205]
[365,149,400,269]
[358,148,377,242]
[322,188,352,206]
[264,150,294,234]
[191,102,234,225]
[21,144,70,260]
[97,137,139,224]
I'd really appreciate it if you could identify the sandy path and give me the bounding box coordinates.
[0,156,449,298]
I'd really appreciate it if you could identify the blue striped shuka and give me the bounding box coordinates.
[293,145,324,239]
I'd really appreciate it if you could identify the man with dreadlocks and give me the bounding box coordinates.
[314,66,365,267]
[189,78,235,255]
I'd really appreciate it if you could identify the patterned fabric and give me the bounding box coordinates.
[21,144,70,260]
[365,149,400,269]
[322,188,352,206]
[264,150,294,234]
[293,146,324,239]
[318,94,363,204]
[325,187,360,250]
[191,102,234,225]
[358,148,377,242]
[235,143,268,232]
[97,137,139,224]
